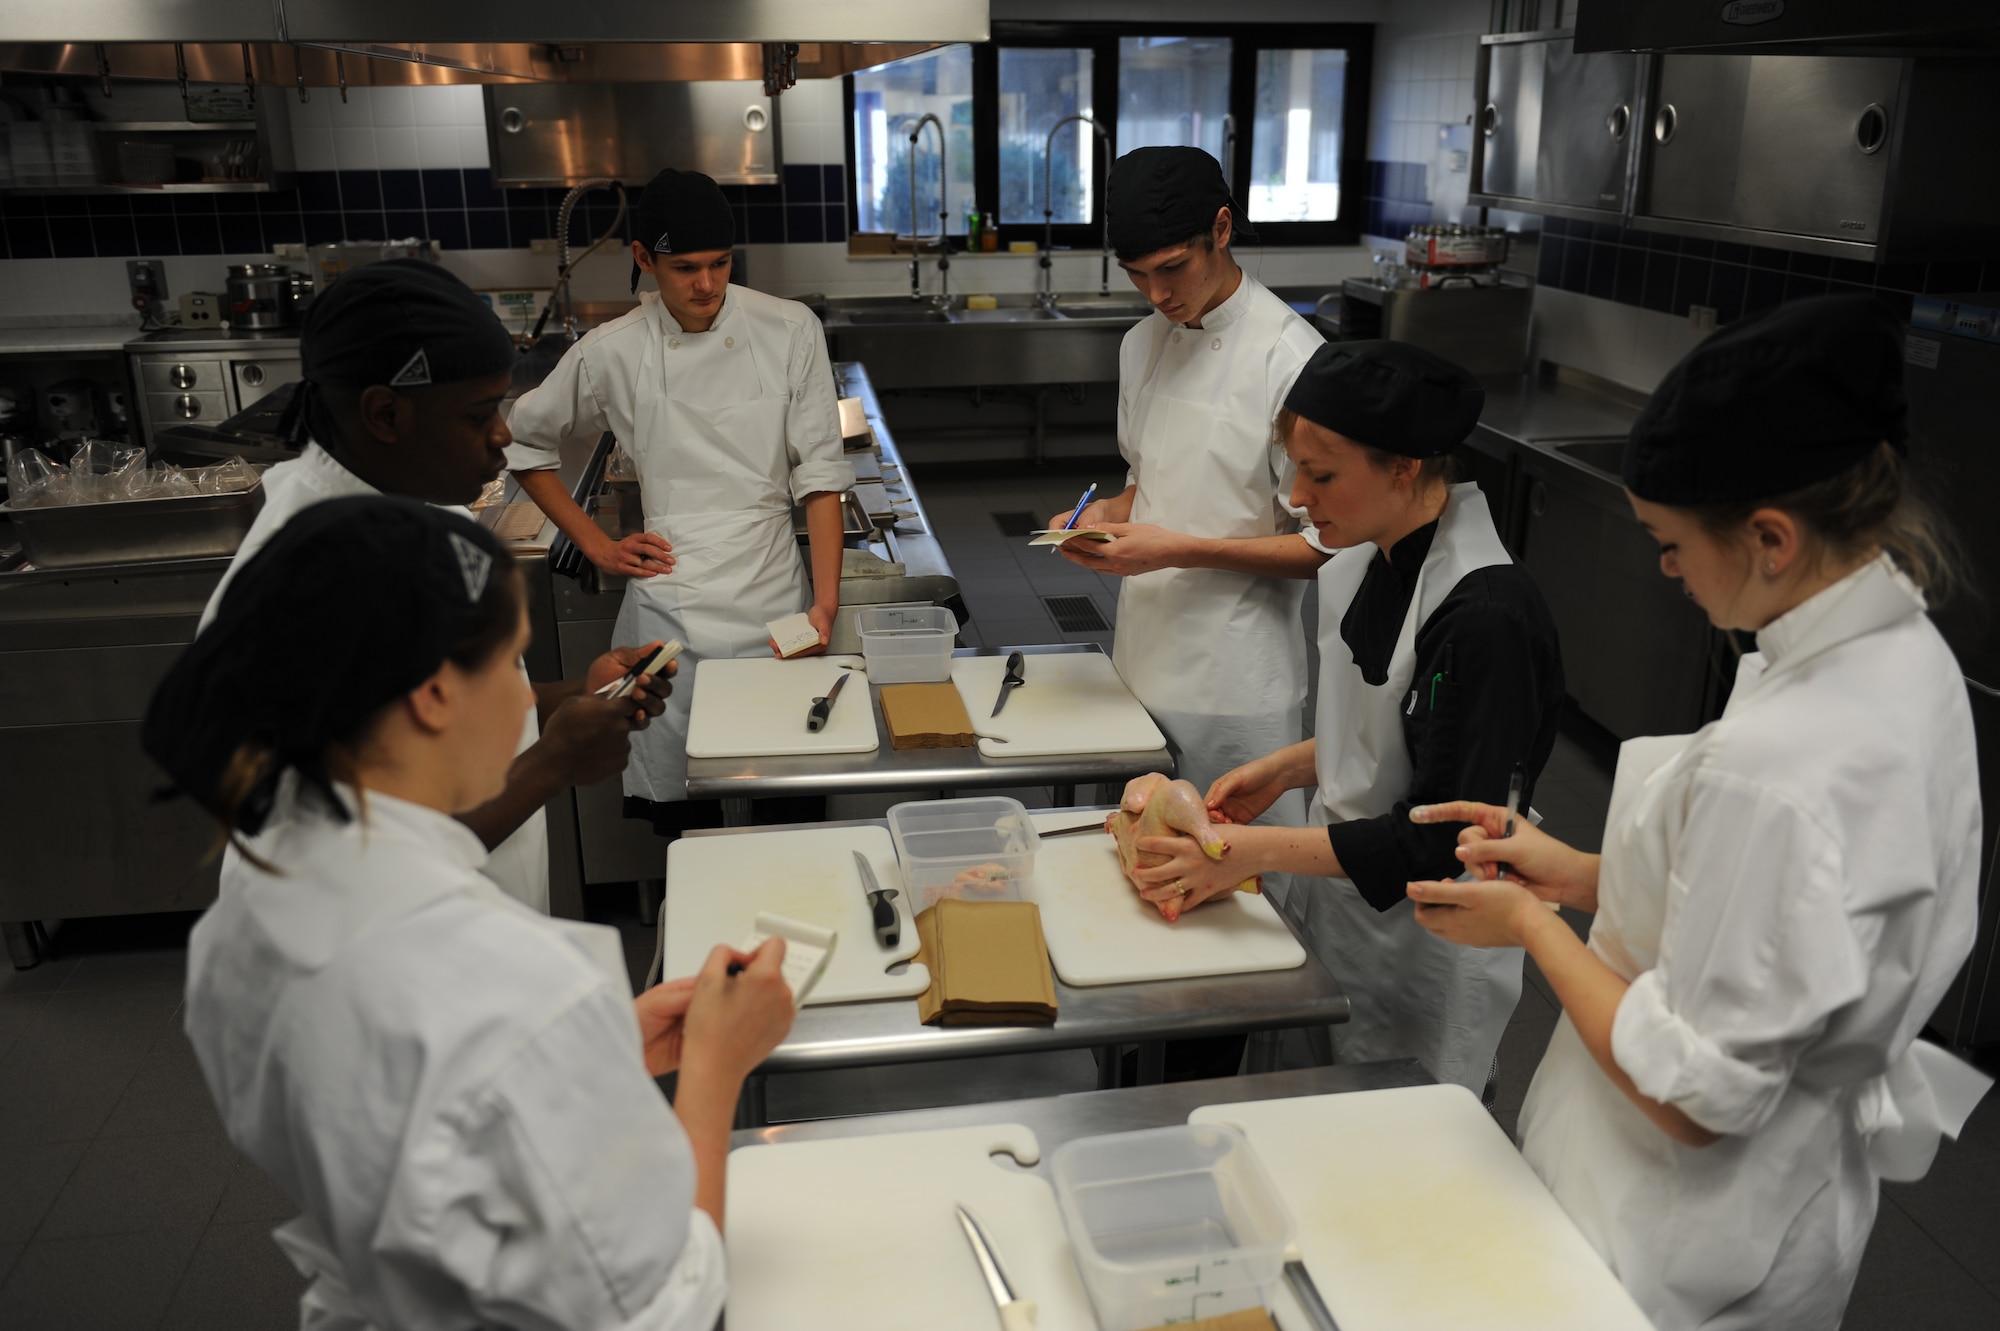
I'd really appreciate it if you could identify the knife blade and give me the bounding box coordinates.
[989,651,1026,718]
[1284,1254,1342,1331]
[853,850,900,949]
[806,668,854,732]
[956,1205,1037,1330]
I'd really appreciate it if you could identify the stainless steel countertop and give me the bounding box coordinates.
[687,809,1344,1076]
[0,324,141,356]
[1469,368,1646,471]
[732,1060,1429,1149]
[684,643,1176,799]
[129,329,303,355]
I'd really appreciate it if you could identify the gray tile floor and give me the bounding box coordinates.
[2,458,1995,1327]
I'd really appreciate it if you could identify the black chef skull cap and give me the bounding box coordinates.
[1105,145,1257,260]
[1283,339,1484,458]
[631,167,736,292]
[142,496,517,838]
[299,258,515,394]
[1623,293,1909,506]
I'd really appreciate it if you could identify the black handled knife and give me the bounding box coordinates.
[806,669,854,732]
[853,850,900,948]
[990,651,1026,718]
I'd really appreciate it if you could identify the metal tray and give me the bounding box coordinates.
[0,479,265,571]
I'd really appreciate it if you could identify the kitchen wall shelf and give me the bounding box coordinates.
[3,181,283,195]
[91,121,260,133]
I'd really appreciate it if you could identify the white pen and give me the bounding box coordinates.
[1497,762,1525,880]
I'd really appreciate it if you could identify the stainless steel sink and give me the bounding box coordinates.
[1548,437,1628,480]
[951,307,1060,322]
[841,309,953,325]
[1054,301,1157,320]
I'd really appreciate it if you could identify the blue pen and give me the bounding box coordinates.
[1062,482,1099,531]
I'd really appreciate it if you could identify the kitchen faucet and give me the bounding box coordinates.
[906,113,949,308]
[1038,114,1111,311]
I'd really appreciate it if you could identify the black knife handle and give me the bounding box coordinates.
[869,891,899,947]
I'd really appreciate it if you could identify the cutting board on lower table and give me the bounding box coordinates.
[663,826,926,1005]
[1190,1086,1654,1331]
[727,1123,1097,1331]
[951,651,1168,758]
[684,654,876,758]
[1024,813,1307,986]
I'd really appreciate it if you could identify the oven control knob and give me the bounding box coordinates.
[174,394,202,419]
[170,363,198,389]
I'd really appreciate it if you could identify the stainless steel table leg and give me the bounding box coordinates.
[735,1073,769,1129]
[1136,1041,1166,1085]
[1093,1044,1121,1090]
[636,878,663,927]
[3,921,42,970]
[1245,1029,1281,1075]
[722,797,754,827]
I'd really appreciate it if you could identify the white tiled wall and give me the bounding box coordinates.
[1366,0,1486,228]
[777,78,848,167]
[289,84,490,173]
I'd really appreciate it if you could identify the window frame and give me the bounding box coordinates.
[843,21,1375,252]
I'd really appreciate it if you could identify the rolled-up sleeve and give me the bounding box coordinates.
[1611,768,1868,1138]
[784,312,852,498]
[505,348,605,474]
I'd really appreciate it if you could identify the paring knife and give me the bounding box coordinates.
[806,668,854,732]
[989,651,1026,718]
[956,1205,1038,1330]
[853,849,900,949]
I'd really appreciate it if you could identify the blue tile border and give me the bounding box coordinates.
[0,165,851,260]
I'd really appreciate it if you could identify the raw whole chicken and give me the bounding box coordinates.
[1105,773,1260,922]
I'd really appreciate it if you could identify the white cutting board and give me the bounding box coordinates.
[1024,813,1306,986]
[727,1123,1097,1331]
[663,826,927,1005]
[952,651,1167,758]
[684,655,877,758]
[1191,1087,1655,1331]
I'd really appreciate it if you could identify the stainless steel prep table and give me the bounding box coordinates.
[681,811,1347,1127]
[685,642,1177,817]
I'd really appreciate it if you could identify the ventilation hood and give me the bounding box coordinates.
[0,1,988,86]
[1574,0,2000,56]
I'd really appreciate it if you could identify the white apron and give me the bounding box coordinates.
[616,301,811,803]
[1295,484,1522,1092]
[1113,287,1312,816]
[1522,733,1992,1329]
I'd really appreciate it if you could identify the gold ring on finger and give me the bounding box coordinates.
[1174,879,1188,895]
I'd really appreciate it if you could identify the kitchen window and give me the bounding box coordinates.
[851,44,977,237]
[845,23,1370,249]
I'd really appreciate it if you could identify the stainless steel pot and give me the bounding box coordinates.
[225,263,298,330]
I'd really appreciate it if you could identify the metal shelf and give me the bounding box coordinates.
[2,181,282,195]
[89,121,259,132]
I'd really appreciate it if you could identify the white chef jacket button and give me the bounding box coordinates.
[725,336,735,348]
[1172,331,1182,343]
[669,337,681,350]
[1211,337,1222,351]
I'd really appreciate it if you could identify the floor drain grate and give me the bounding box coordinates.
[990,510,1040,537]
[1042,594,1109,632]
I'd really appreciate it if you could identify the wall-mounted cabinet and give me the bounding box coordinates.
[1470,30,1643,226]
[483,81,776,188]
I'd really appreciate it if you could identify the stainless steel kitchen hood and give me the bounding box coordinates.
[1575,0,2000,57]
[0,0,988,85]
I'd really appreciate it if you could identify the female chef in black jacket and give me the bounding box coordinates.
[1128,340,1565,1093]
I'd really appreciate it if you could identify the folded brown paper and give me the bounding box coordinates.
[915,899,1058,1026]
[880,682,977,750]
[1139,1310,1277,1331]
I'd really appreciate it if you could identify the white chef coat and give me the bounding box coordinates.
[505,285,852,803]
[185,783,725,1331]
[1520,555,1989,1330]
[198,443,548,911]
[1113,273,1324,811]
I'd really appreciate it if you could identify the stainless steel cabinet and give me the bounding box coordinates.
[485,82,777,188]
[1636,55,2000,259]
[1518,448,1721,741]
[1471,30,1641,224]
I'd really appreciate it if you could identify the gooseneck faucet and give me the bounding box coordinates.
[906,113,949,307]
[1039,113,1111,310]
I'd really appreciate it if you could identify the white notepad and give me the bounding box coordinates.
[1026,527,1116,548]
[766,612,822,658]
[744,912,837,1008]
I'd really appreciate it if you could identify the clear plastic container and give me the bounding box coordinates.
[856,604,956,684]
[1052,1123,1295,1331]
[886,795,1039,909]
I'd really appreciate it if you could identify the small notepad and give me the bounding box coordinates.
[744,912,836,1008]
[767,612,822,658]
[1027,528,1116,548]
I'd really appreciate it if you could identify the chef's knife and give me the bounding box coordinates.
[956,1205,1037,1330]
[989,651,1026,718]
[1284,1252,1342,1331]
[806,668,854,732]
[853,849,900,949]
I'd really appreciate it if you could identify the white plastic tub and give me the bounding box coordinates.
[886,795,1039,909]
[856,604,956,684]
[1051,1123,1295,1331]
